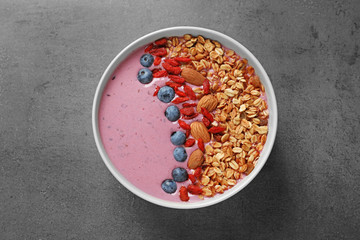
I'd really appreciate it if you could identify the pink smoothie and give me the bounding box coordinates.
[98,46,200,202]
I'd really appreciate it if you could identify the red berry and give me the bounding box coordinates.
[187,184,202,195]
[179,186,189,201]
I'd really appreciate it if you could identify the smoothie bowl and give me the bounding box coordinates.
[92,26,277,209]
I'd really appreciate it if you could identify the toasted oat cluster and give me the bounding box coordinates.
[141,34,269,200]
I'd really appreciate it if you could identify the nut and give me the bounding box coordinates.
[190,121,211,142]
[187,149,204,169]
[181,68,205,86]
[196,95,218,113]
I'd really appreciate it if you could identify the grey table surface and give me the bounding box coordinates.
[1,0,359,239]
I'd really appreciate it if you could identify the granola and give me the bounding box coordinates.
[144,34,268,200]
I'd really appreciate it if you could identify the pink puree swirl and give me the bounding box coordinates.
[98,46,201,202]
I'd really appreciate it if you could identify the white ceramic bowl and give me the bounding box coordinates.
[92,26,278,209]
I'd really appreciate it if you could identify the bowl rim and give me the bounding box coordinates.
[92,26,278,209]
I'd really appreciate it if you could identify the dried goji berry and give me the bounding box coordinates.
[185,129,191,138]
[178,119,191,130]
[155,38,167,46]
[203,78,210,94]
[183,85,197,100]
[164,59,180,67]
[180,107,195,116]
[175,89,187,97]
[182,113,199,120]
[152,68,161,73]
[200,107,214,122]
[182,103,197,108]
[202,117,211,127]
[162,62,181,75]
[173,57,191,63]
[166,81,182,89]
[197,138,205,152]
[153,86,160,96]
[172,67,182,75]
[153,70,168,78]
[168,75,185,84]
[172,97,189,104]
[184,138,195,147]
[149,48,167,57]
[188,174,196,183]
[187,184,202,195]
[194,167,202,178]
[154,56,161,66]
[144,43,154,52]
[208,126,226,133]
[179,186,189,202]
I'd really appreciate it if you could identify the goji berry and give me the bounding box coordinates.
[154,56,161,66]
[183,85,197,100]
[184,138,195,147]
[152,68,161,73]
[173,57,191,63]
[175,89,187,97]
[180,107,195,116]
[197,138,205,152]
[164,59,180,67]
[166,81,182,89]
[149,48,167,57]
[185,129,191,138]
[155,38,167,46]
[168,75,185,84]
[194,167,202,178]
[153,86,160,96]
[144,43,154,53]
[208,126,226,133]
[182,103,197,108]
[187,184,202,195]
[182,113,199,120]
[203,78,210,94]
[200,107,214,122]
[162,62,181,75]
[202,117,211,127]
[178,119,191,130]
[188,174,196,183]
[172,67,182,75]
[172,97,189,104]
[153,70,168,78]
[179,186,189,202]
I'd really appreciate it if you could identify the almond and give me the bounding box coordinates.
[196,95,218,113]
[181,68,205,86]
[190,121,211,142]
[187,149,204,169]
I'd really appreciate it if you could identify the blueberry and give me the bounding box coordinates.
[161,179,177,194]
[140,54,154,67]
[137,68,153,84]
[157,86,175,103]
[172,167,188,182]
[173,147,187,162]
[165,105,180,122]
[170,131,186,146]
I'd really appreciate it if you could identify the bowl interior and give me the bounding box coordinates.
[92,26,278,209]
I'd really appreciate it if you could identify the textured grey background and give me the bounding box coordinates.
[1,0,359,239]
